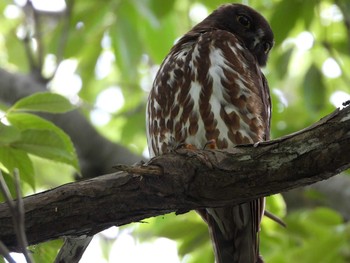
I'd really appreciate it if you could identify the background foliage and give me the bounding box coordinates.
[0,0,350,262]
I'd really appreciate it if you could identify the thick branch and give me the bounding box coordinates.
[0,105,349,251]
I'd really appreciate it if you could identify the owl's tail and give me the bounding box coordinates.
[199,199,264,263]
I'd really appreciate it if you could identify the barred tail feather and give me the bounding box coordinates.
[204,200,263,263]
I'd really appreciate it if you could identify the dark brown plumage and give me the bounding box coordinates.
[146,3,273,263]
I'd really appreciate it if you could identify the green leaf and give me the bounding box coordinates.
[275,47,294,78]
[302,0,316,29]
[266,194,286,218]
[139,12,178,64]
[303,64,326,112]
[4,29,29,72]
[307,207,343,226]
[270,0,303,45]
[7,113,79,171]
[149,0,176,19]
[11,129,77,169]
[10,92,76,113]
[0,147,35,190]
[120,110,146,146]
[111,1,143,82]
[0,122,21,145]
[30,239,63,263]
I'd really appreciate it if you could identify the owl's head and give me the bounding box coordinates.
[197,4,274,67]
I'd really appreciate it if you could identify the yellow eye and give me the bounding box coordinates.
[237,15,251,28]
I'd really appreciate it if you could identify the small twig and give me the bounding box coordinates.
[0,240,16,263]
[13,170,32,263]
[22,33,38,74]
[0,171,15,209]
[0,170,33,263]
[30,1,43,73]
[264,210,286,228]
[113,164,163,176]
[50,0,74,80]
[21,1,40,77]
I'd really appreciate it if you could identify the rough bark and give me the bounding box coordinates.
[0,105,349,251]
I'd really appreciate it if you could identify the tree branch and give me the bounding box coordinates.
[0,105,349,251]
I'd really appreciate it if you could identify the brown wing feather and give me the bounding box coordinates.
[147,30,270,154]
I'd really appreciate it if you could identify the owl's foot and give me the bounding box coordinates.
[204,139,217,149]
[253,141,261,147]
[175,142,198,151]
[173,140,217,151]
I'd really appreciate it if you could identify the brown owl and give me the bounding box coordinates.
[147,4,274,262]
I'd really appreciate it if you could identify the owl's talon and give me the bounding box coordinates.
[253,141,261,147]
[204,139,217,150]
[175,143,197,151]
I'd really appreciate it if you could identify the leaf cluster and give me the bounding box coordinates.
[0,93,78,193]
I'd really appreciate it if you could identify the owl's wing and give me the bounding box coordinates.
[146,29,271,156]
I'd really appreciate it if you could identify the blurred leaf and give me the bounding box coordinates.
[4,31,29,72]
[266,194,286,218]
[30,239,63,263]
[153,218,205,240]
[10,92,75,113]
[178,229,208,255]
[120,110,146,146]
[0,122,21,145]
[63,1,108,58]
[184,242,214,263]
[200,0,228,9]
[275,47,294,78]
[270,0,303,45]
[139,12,178,63]
[307,207,342,226]
[132,0,160,27]
[303,64,326,112]
[7,113,79,171]
[134,212,211,261]
[77,32,104,95]
[302,0,316,29]
[304,188,327,202]
[0,147,35,189]
[149,0,176,18]
[289,230,346,263]
[111,1,143,82]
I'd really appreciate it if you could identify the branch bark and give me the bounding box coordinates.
[0,105,349,251]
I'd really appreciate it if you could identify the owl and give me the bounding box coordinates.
[146,3,273,262]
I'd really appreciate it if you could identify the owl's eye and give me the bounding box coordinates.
[263,42,271,53]
[237,15,251,28]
